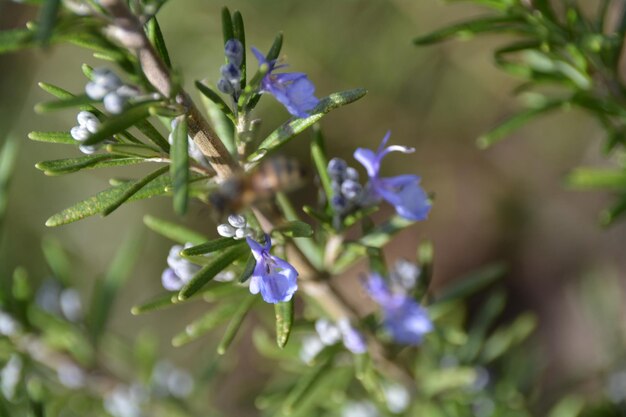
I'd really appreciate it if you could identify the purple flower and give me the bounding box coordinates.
[246,234,298,304]
[365,274,432,346]
[354,132,431,221]
[313,318,367,355]
[251,47,319,118]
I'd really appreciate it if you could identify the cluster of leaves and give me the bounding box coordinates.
[415,0,626,225]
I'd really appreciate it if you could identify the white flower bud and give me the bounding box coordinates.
[315,319,342,346]
[60,288,83,322]
[103,92,127,114]
[77,111,98,127]
[234,228,247,240]
[227,214,247,228]
[79,144,99,155]
[217,223,236,238]
[70,126,90,142]
[85,81,108,100]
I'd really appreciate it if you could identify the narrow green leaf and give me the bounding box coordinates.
[221,7,234,45]
[233,11,246,88]
[146,17,171,69]
[195,81,235,121]
[41,236,73,286]
[477,100,564,149]
[274,220,314,238]
[332,216,414,274]
[201,92,236,155]
[171,117,189,215]
[310,125,333,207]
[63,31,127,62]
[416,240,434,297]
[102,165,169,216]
[28,131,75,145]
[142,215,208,245]
[82,102,153,146]
[0,136,19,228]
[413,16,523,45]
[38,81,73,99]
[566,168,626,190]
[106,143,160,158]
[131,292,176,315]
[481,313,537,362]
[547,395,585,417]
[35,94,95,113]
[178,243,249,300]
[600,194,626,226]
[36,0,61,44]
[421,367,478,396]
[435,263,507,304]
[238,253,256,283]
[282,354,333,414]
[88,231,143,344]
[248,88,367,163]
[181,237,241,256]
[275,298,294,348]
[136,120,170,152]
[36,155,145,176]
[266,32,283,62]
[172,302,240,346]
[217,296,256,354]
[0,28,35,54]
[46,171,194,227]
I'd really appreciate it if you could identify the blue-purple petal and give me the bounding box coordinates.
[375,175,431,221]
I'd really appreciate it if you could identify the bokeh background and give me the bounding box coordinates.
[1,0,625,414]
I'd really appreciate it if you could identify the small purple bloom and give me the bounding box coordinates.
[246,234,298,304]
[224,39,244,66]
[354,132,431,221]
[251,47,319,118]
[337,319,367,354]
[365,274,432,345]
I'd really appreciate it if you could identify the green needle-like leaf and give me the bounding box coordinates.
[35,94,96,113]
[28,131,76,145]
[136,120,170,152]
[0,28,35,54]
[178,243,249,300]
[217,296,257,354]
[566,168,626,190]
[274,220,314,238]
[35,0,61,44]
[142,215,208,245]
[0,136,19,229]
[131,292,177,315]
[41,236,73,286]
[195,81,235,121]
[275,298,294,348]
[46,172,201,226]
[233,11,246,89]
[146,17,171,69]
[36,155,145,176]
[310,125,332,206]
[265,32,283,62]
[221,7,234,46]
[238,254,256,283]
[88,231,143,344]
[413,16,523,45]
[181,237,241,256]
[282,353,333,414]
[171,117,189,215]
[102,165,169,216]
[172,302,240,346]
[435,263,507,304]
[248,88,367,163]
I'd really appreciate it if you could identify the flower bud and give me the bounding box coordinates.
[77,111,98,127]
[217,223,236,238]
[79,144,99,155]
[217,78,234,94]
[85,81,108,100]
[103,92,126,114]
[220,63,241,83]
[227,214,247,228]
[92,67,122,91]
[70,126,90,142]
[345,167,359,181]
[327,158,347,179]
[341,180,362,201]
[224,39,244,67]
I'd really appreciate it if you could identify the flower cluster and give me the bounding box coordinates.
[85,68,139,114]
[327,157,366,216]
[217,214,255,240]
[35,279,83,322]
[217,39,244,100]
[246,235,298,303]
[365,273,432,345]
[161,243,234,291]
[252,47,319,118]
[300,318,367,362]
[69,111,108,154]
[355,132,431,221]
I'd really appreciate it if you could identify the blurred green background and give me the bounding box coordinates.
[1,0,625,413]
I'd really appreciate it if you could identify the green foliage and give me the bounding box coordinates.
[416,0,626,224]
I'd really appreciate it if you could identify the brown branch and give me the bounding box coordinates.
[98,0,240,179]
